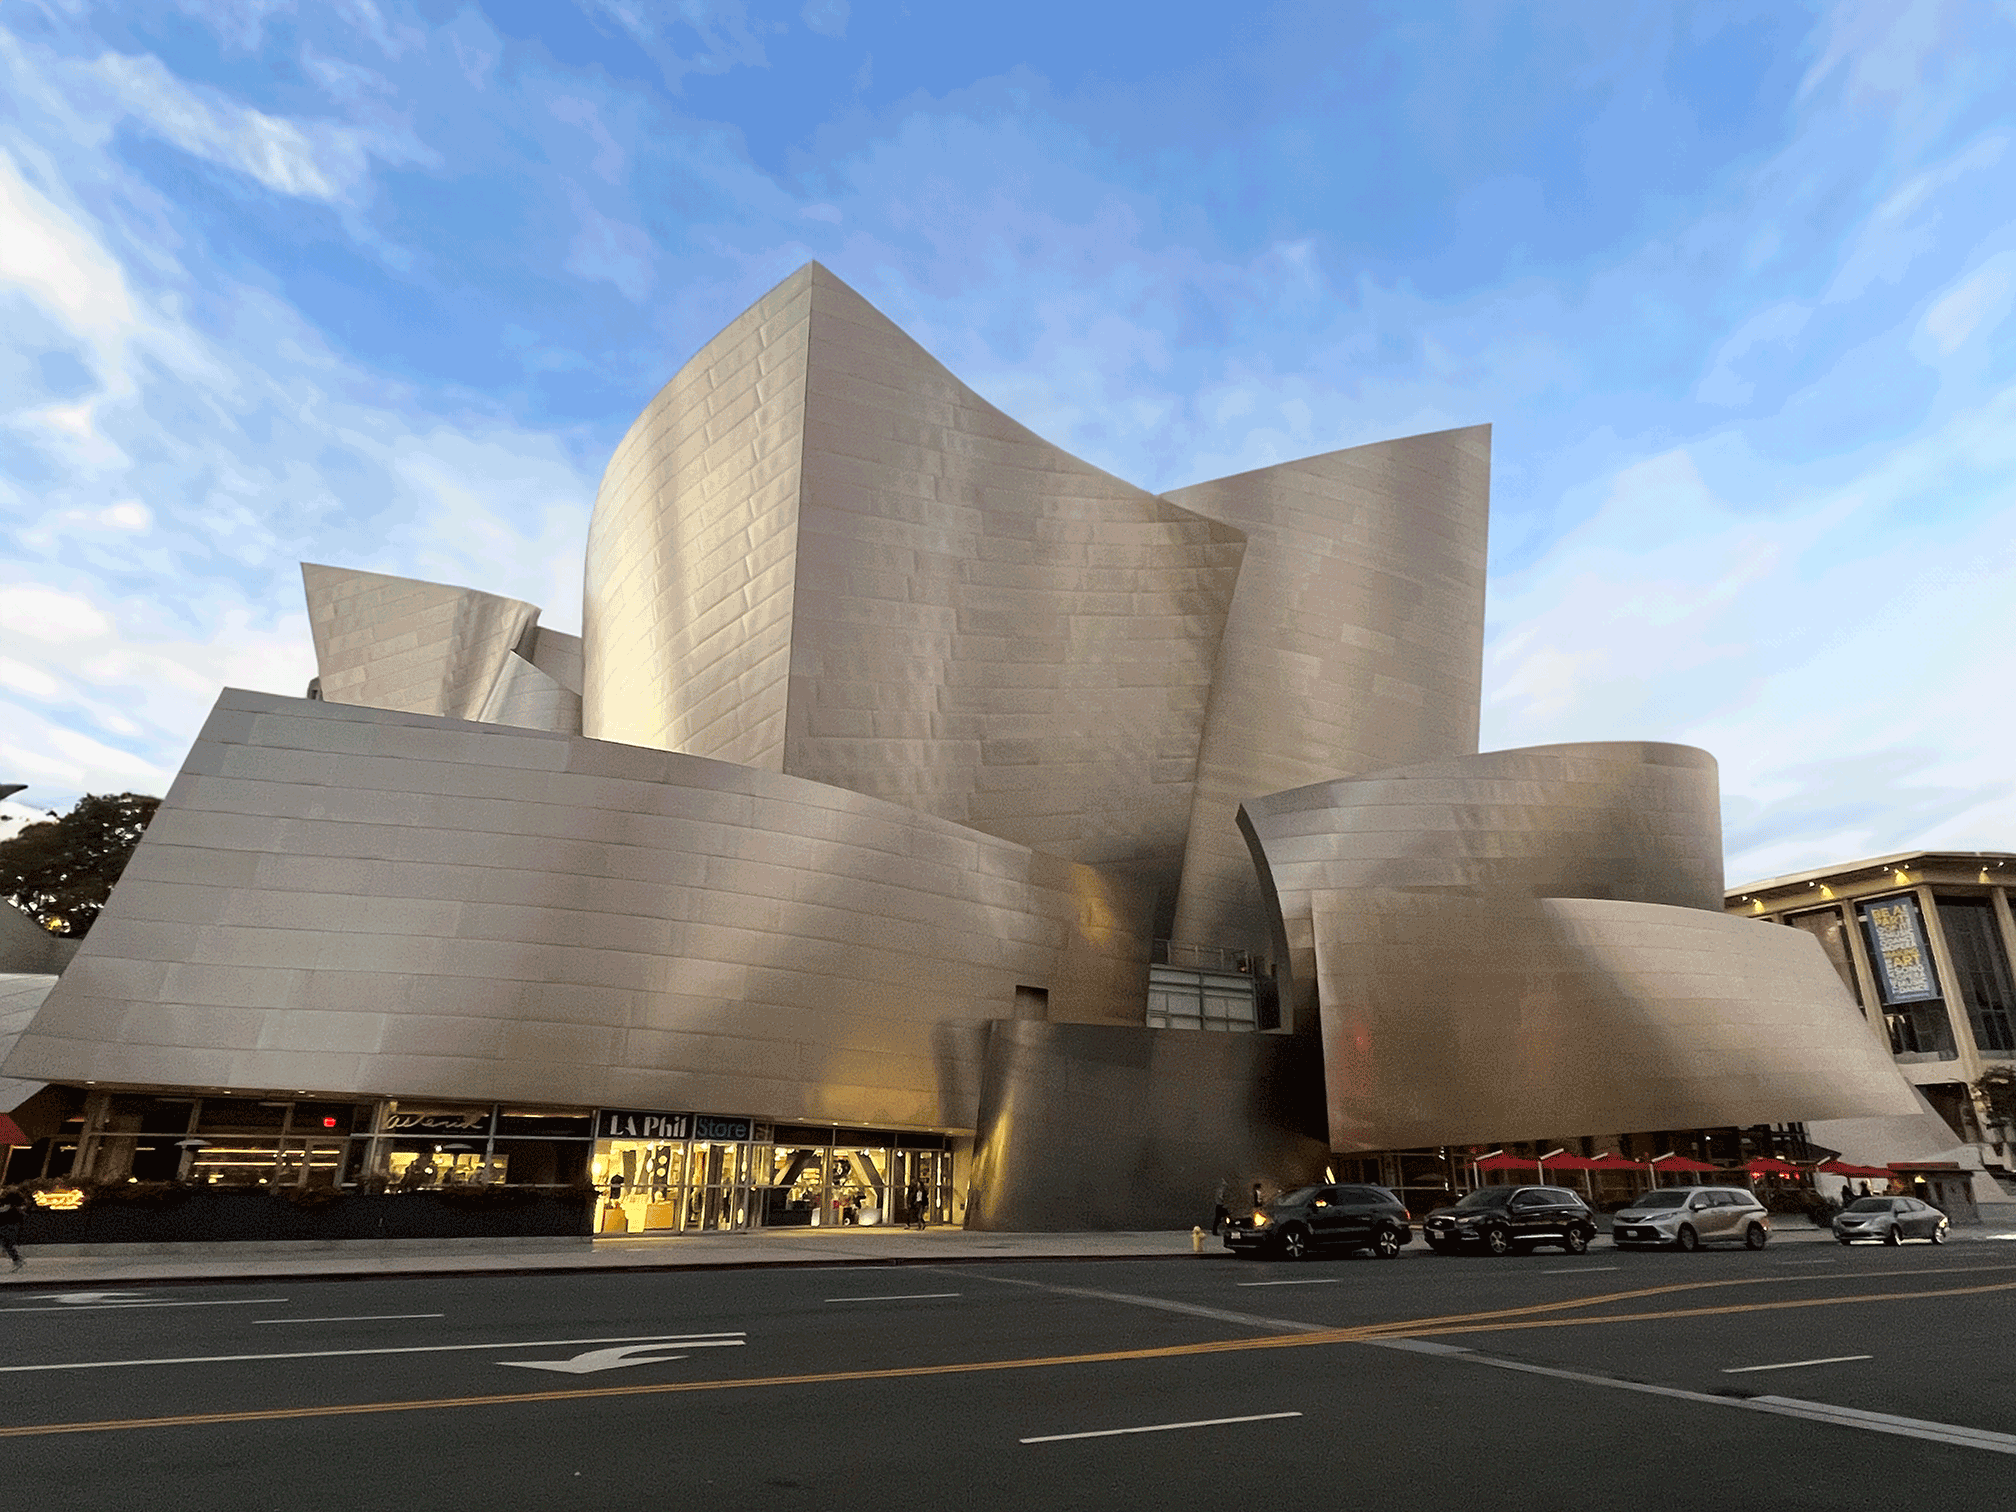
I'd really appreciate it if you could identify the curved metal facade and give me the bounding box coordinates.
[7,690,1152,1130]
[1242,742,1927,1151]
[1165,427,1491,954]
[1,262,1935,1229]
[583,263,1245,871]
[303,563,541,722]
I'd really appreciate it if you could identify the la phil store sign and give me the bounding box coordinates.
[595,1109,756,1143]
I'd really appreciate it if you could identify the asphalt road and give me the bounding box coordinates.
[5,1235,2014,1510]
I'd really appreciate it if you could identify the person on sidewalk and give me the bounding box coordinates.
[907,1177,930,1229]
[0,1187,26,1271]
[1211,1179,1230,1235]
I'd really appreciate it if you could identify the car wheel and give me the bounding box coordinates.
[1932,1220,1949,1245]
[1884,1224,1902,1246]
[1675,1224,1699,1253]
[1482,1223,1514,1257]
[1562,1228,1590,1255]
[1744,1222,1767,1251]
[1372,1224,1402,1259]
[1277,1223,1310,1261]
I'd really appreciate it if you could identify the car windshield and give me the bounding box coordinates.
[1627,1191,1689,1209]
[1453,1188,1515,1210]
[1271,1186,1321,1208]
[1844,1198,1895,1213]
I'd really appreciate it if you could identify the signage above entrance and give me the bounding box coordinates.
[596,1109,754,1142]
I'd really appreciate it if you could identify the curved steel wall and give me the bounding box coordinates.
[303,564,540,722]
[1305,892,1927,1151]
[783,269,1244,868]
[966,1020,1328,1232]
[1241,742,1927,1150]
[583,263,1243,871]
[1164,427,1491,955]
[582,271,812,768]
[5,690,1154,1131]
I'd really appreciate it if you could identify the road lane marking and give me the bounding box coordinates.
[0,1333,745,1375]
[8,1267,2016,1438]
[254,1315,445,1325]
[1369,1342,2016,1455]
[498,1341,745,1374]
[2,1299,292,1313]
[1542,1267,1619,1274]
[1781,1259,1839,1265]
[823,1293,960,1303]
[1235,1279,1343,1288]
[1021,1412,1301,1444]
[1723,1355,1872,1374]
[966,1272,1326,1334]
[1368,1276,2016,1340]
[1750,1397,2016,1452]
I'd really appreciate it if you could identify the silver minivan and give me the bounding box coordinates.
[1610,1186,1771,1251]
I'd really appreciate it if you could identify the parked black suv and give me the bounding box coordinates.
[1421,1186,1597,1256]
[1223,1183,1412,1261]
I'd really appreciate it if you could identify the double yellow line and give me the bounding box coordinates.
[6,1263,2011,1439]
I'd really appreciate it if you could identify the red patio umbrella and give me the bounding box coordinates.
[0,1115,27,1147]
[1475,1153,1539,1171]
[1540,1154,1602,1170]
[1583,1153,1646,1171]
[1645,1153,1720,1185]
[1816,1160,1892,1178]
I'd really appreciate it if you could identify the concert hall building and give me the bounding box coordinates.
[0,265,1943,1233]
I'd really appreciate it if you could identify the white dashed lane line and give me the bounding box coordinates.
[1723,1355,1873,1374]
[1022,1412,1301,1444]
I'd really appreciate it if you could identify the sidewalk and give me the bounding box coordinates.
[0,1214,1889,1289]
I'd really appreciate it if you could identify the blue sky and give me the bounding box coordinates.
[2,0,2013,885]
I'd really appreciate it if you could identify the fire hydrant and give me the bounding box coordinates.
[1191,1225,1206,1254]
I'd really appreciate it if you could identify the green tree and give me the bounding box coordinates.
[0,792,160,937]
[1976,1066,2016,1136]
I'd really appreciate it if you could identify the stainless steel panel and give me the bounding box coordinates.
[582,263,1244,873]
[1165,427,1492,954]
[5,690,1153,1130]
[966,1019,1328,1231]
[302,563,540,721]
[1241,741,1929,1151]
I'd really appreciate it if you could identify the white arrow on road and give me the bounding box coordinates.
[497,1338,745,1375]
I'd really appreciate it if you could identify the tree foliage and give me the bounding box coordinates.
[0,792,159,937]
[1976,1066,2016,1132]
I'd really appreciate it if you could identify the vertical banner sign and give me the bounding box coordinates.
[1859,894,1940,1004]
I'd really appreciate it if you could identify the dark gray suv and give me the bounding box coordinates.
[1223,1183,1412,1261]
[1422,1186,1597,1256]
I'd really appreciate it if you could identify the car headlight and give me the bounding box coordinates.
[1252,1211,1269,1227]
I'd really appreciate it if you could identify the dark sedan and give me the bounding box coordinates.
[1223,1183,1412,1260]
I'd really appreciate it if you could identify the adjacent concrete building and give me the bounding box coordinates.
[1,264,1939,1231]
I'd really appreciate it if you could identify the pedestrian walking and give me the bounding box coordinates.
[1211,1179,1230,1235]
[0,1187,26,1271]
[907,1176,930,1229]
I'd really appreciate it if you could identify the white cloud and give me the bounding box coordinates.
[0,148,138,382]
[1918,249,2016,355]
[1484,383,2016,883]
[0,585,115,643]
[801,0,849,40]
[87,50,373,201]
